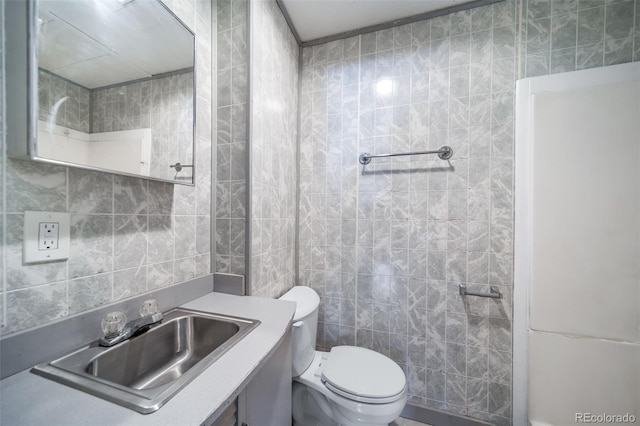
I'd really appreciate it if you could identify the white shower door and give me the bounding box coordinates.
[514,62,640,425]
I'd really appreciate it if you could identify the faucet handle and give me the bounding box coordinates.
[101,311,127,338]
[139,299,160,317]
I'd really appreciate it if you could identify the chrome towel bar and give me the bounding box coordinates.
[359,145,453,165]
[169,163,193,172]
[459,284,502,299]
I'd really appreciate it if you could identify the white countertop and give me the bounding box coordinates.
[0,292,296,426]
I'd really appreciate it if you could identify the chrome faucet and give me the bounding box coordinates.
[99,300,163,347]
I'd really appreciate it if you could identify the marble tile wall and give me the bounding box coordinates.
[524,0,640,77]
[216,0,247,275]
[249,0,299,298]
[0,0,213,337]
[38,69,91,133]
[298,1,637,424]
[90,72,194,181]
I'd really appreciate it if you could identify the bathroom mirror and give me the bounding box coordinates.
[6,0,196,185]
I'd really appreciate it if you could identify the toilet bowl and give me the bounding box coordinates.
[280,286,407,426]
[292,350,407,426]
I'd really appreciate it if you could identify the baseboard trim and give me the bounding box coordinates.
[401,402,495,426]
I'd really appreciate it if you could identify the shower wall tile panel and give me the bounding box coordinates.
[250,0,299,298]
[216,0,247,274]
[1,0,213,336]
[298,0,637,424]
[524,0,639,76]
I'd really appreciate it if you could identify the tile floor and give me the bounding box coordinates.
[390,417,433,426]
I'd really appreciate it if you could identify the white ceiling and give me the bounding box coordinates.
[37,0,194,89]
[280,0,476,42]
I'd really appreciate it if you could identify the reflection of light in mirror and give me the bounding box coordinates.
[48,96,68,133]
[118,0,135,4]
[376,79,393,96]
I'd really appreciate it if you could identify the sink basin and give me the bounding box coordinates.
[31,308,260,413]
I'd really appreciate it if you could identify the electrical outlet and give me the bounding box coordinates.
[38,222,60,250]
[23,211,70,263]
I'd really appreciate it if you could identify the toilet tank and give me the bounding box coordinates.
[279,286,320,377]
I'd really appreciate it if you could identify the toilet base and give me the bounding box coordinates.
[292,382,397,426]
[292,382,341,426]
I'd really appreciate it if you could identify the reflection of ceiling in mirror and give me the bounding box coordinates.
[37,0,194,89]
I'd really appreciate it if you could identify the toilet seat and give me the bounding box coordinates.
[323,381,404,404]
[321,346,406,404]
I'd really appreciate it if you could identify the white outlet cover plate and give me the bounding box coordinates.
[23,211,70,263]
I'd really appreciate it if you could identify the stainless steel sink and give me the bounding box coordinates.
[31,308,260,413]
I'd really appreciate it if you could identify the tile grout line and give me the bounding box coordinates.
[111,174,115,302]
[485,4,498,414]
[574,1,579,71]
[146,180,150,291]
[353,35,361,351]
[634,0,638,62]
[65,166,70,316]
[439,12,452,409]
[602,1,607,66]
[462,7,472,411]
[484,3,498,414]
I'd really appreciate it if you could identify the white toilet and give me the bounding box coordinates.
[280,286,407,426]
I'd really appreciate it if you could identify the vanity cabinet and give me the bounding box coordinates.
[210,402,237,426]
[206,328,292,426]
[239,329,292,426]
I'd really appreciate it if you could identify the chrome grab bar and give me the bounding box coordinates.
[359,145,453,165]
[459,284,502,299]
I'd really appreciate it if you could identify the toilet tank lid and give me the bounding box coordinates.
[279,286,320,321]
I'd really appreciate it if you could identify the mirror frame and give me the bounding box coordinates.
[6,0,197,186]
